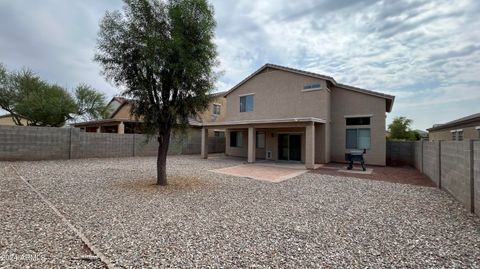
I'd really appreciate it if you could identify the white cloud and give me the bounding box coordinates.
[0,0,479,130]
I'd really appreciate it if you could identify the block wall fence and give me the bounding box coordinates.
[387,140,479,216]
[0,125,224,161]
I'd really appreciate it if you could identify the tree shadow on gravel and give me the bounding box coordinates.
[113,176,211,193]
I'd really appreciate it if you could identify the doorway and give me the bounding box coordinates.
[278,134,301,161]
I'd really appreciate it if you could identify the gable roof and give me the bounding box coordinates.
[223,63,395,112]
[427,112,480,131]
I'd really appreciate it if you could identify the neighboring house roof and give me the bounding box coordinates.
[223,63,395,112]
[74,92,221,128]
[427,112,480,132]
[210,91,227,97]
[109,92,226,119]
[73,118,139,127]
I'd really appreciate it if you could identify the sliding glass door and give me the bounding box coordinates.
[278,134,301,161]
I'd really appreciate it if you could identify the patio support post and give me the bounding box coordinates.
[248,127,256,163]
[305,122,315,169]
[201,127,208,159]
[118,122,125,134]
[96,126,101,133]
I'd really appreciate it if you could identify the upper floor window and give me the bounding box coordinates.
[451,131,457,140]
[302,83,322,91]
[457,130,463,141]
[346,117,371,126]
[477,127,480,139]
[212,104,221,115]
[240,94,254,112]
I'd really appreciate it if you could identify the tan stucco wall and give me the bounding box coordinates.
[223,68,388,165]
[0,115,27,126]
[226,127,312,162]
[112,96,226,125]
[112,104,136,120]
[330,86,387,166]
[429,122,480,141]
[198,95,227,124]
[225,69,329,121]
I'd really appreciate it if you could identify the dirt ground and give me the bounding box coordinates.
[311,163,436,187]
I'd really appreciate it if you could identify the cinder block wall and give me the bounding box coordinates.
[0,125,70,160]
[474,141,480,215]
[386,140,479,216]
[440,141,472,211]
[71,132,135,159]
[0,125,224,161]
[386,141,414,166]
[414,141,422,171]
[423,141,440,186]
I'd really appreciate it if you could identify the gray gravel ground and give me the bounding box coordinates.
[2,155,480,268]
[0,163,104,269]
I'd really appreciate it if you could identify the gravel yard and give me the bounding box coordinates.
[1,155,480,268]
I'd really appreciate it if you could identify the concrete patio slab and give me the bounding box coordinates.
[337,168,373,174]
[209,164,307,182]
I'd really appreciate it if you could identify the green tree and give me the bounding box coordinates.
[95,0,217,185]
[0,63,109,127]
[74,84,111,121]
[0,68,77,126]
[0,64,24,125]
[388,116,420,141]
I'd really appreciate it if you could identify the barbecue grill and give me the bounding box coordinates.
[345,149,366,171]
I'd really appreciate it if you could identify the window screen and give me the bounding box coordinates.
[457,131,463,141]
[346,128,371,149]
[213,104,221,115]
[240,95,253,112]
[451,131,457,140]
[346,129,358,149]
[358,129,371,149]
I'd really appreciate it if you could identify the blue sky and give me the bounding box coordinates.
[0,0,479,130]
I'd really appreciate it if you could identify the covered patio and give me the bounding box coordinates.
[73,119,142,134]
[201,117,327,169]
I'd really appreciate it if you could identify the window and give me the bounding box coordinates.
[230,131,243,147]
[212,104,221,115]
[303,83,322,91]
[346,117,371,126]
[451,131,457,141]
[346,128,371,149]
[214,131,224,138]
[240,95,254,112]
[457,130,463,141]
[256,131,265,149]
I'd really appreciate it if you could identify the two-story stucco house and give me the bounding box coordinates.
[201,64,394,168]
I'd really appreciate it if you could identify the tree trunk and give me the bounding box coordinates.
[156,129,171,185]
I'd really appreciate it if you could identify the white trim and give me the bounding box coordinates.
[203,117,326,127]
[475,126,480,130]
[238,93,255,97]
[456,129,463,132]
[213,103,222,106]
[301,87,322,92]
[450,130,457,133]
[344,114,373,118]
